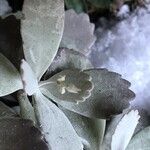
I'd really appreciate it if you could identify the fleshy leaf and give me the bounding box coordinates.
[60,106,106,150]
[60,9,96,55]
[46,69,135,118]
[0,53,23,97]
[21,0,64,80]
[33,92,83,150]
[40,69,93,103]
[111,110,140,150]
[127,126,150,150]
[65,0,87,13]
[20,59,39,96]
[0,118,48,150]
[44,48,92,79]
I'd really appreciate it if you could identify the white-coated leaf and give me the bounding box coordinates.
[60,9,96,55]
[21,0,64,80]
[60,107,106,150]
[33,92,83,150]
[20,59,39,96]
[0,53,23,97]
[111,110,140,150]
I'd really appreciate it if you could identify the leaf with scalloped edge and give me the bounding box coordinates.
[0,53,23,97]
[21,0,64,80]
[42,69,135,119]
[60,106,106,150]
[60,9,96,55]
[40,69,93,103]
[33,92,83,150]
[44,48,92,79]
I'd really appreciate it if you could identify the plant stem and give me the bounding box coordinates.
[17,90,37,124]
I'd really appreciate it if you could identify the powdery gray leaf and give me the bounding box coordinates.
[44,48,92,79]
[40,69,93,103]
[127,126,150,150]
[60,9,96,55]
[48,69,135,119]
[33,92,83,150]
[0,53,23,97]
[111,110,140,150]
[60,106,106,150]
[21,0,64,80]
[0,118,48,150]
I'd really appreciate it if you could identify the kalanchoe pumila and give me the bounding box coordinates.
[0,0,142,149]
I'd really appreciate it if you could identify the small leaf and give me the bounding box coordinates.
[0,118,48,150]
[40,69,93,103]
[20,59,39,96]
[60,9,96,55]
[33,92,83,150]
[0,53,23,97]
[44,48,92,79]
[127,126,150,150]
[21,0,64,80]
[46,69,135,118]
[65,0,87,13]
[60,106,106,150]
[111,110,140,150]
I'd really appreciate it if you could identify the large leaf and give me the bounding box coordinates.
[60,106,106,150]
[42,69,135,118]
[21,0,64,80]
[0,53,23,97]
[127,126,150,150]
[33,92,83,150]
[60,9,96,55]
[0,118,48,150]
[40,69,93,103]
[44,48,92,79]
[65,0,87,13]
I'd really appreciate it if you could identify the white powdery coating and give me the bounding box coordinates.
[90,6,150,113]
[0,0,12,16]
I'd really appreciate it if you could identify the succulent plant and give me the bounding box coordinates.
[0,0,149,150]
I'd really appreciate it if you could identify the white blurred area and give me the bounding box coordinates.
[90,5,150,114]
[0,0,12,16]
